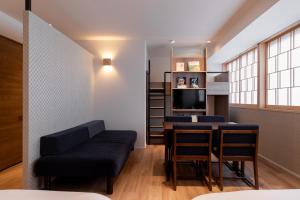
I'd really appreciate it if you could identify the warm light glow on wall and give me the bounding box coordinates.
[103,65,113,73]
[82,36,128,41]
[101,55,113,73]
[102,53,113,60]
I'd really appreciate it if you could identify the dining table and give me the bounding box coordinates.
[163,121,237,180]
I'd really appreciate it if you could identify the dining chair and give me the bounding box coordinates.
[164,116,192,181]
[172,124,212,191]
[215,124,259,191]
[197,115,225,153]
[197,115,225,122]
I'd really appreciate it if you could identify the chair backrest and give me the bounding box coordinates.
[197,115,225,122]
[173,125,212,161]
[219,124,259,159]
[165,116,192,122]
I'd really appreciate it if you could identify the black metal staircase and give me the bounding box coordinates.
[147,62,170,144]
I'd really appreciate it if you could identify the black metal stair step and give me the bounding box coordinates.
[150,87,164,91]
[150,97,165,100]
[149,134,164,138]
[150,106,164,109]
[150,115,164,119]
[149,93,164,96]
[149,125,164,128]
[149,131,164,138]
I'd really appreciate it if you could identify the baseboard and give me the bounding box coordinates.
[258,154,300,180]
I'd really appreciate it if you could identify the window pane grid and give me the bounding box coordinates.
[228,48,258,105]
[267,27,300,106]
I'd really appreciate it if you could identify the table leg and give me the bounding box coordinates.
[164,132,170,181]
[233,161,239,172]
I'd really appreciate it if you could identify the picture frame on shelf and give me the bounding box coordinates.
[190,77,199,88]
[176,77,187,88]
[188,61,200,72]
[176,62,185,72]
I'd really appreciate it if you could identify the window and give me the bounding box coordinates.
[228,48,258,105]
[266,27,300,107]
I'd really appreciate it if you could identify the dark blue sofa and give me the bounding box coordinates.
[35,120,137,194]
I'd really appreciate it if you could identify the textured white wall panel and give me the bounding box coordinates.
[23,12,94,188]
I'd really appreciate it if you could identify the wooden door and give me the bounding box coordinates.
[0,35,22,171]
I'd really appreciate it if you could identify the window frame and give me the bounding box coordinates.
[226,47,259,108]
[265,24,300,110]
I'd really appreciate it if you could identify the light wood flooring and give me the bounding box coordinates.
[0,145,300,200]
[0,163,23,189]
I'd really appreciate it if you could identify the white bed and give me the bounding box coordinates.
[0,190,110,200]
[193,189,300,200]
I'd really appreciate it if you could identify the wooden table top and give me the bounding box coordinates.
[163,122,236,131]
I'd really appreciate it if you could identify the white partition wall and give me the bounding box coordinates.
[23,11,147,188]
[23,11,95,188]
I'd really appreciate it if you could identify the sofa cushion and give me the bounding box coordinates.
[36,142,130,177]
[40,127,90,156]
[91,130,137,150]
[80,120,106,138]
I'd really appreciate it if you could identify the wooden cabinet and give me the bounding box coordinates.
[0,35,23,171]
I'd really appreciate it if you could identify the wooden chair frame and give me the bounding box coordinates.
[218,128,259,191]
[172,129,212,191]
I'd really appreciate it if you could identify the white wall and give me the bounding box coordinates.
[149,45,171,82]
[0,10,22,43]
[93,40,147,148]
[23,12,95,188]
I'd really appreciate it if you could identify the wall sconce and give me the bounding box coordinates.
[103,58,112,66]
[102,58,113,72]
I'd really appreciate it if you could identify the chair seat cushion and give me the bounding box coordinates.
[35,142,130,177]
[177,147,209,155]
[213,147,254,157]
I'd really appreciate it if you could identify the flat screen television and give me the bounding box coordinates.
[173,89,206,109]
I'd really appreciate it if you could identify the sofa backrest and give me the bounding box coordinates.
[80,120,106,138]
[40,126,90,156]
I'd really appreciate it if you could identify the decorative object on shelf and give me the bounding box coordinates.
[188,61,200,72]
[191,115,198,122]
[190,77,199,88]
[176,77,187,88]
[176,62,185,71]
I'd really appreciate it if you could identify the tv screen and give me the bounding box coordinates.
[173,89,206,109]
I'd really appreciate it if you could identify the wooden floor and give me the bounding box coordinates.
[0,163,23,189]
[0,145,300,200]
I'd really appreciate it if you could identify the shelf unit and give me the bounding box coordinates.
[170,47,229,119]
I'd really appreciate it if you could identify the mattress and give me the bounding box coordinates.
[0,190,110,200]
[193,189,300,200]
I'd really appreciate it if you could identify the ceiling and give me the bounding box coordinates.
[0,0,247,49]
[208,0,300,65]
